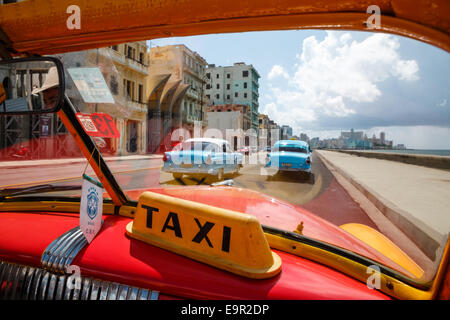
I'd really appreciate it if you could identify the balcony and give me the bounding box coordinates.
[109,49,148,75]
[124,99,147,113]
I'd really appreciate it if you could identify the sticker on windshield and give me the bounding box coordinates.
[80,173,103,243]
[76,112,120,138]
[68,67,115,103]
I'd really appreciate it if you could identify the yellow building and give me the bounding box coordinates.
[61,41,149,155]
[146,45,208,152]
[108,42,149,155]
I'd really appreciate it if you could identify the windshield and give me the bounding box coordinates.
[1,30,449,284]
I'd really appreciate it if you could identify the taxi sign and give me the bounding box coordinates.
[126,191,282,279]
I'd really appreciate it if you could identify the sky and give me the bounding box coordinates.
[148,29,450,149]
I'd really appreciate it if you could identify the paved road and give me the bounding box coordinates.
[0,151,378,229]
[113,152,380,229]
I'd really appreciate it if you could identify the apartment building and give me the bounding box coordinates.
[205,62,260,131]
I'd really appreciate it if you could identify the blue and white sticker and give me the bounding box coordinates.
[80,174,103,243]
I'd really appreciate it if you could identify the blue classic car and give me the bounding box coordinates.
[265,140,312,174]
[162,138,243,181]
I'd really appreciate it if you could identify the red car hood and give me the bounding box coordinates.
[126,186,411,276]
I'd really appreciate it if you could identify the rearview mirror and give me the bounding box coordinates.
[0,57,64,115]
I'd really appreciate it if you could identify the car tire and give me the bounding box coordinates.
[217,168,224,181]
[173,173,183,179]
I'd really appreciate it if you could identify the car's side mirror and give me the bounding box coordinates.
[0,57,65,115]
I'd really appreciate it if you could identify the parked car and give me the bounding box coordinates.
[265,140,312,175]
[162,138,243,181]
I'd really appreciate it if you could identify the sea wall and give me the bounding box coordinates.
[333,150,450,170]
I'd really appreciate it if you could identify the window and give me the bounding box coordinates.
[138,84,143,103]
[227,84,230,90]
[244,93,247,98]
[243,70,249,77]
[110,75,118,95]
[216,84,220,89]
[139,52,144,64]
[206,84,211,89]
[216,94,220,99]
[227,95,230,100]
[235,92,238,98]
[227,73,231,79]
[206,73,210,79]
[216,74,219,79]
[206,94,210,99]
[244,82,247,89]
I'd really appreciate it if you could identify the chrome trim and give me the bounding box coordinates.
[41,227,78,270]
[30,268,43,300]
[90,280,101,300]
[46,274,57,300]
[49,229,83,273]
[118,285,129,300]
[1,263,13,299]
[139,289,150,300]
[39,272,50,300]
[107,283,119,300]
[150,290,160,300]
[11,266,27,300]
[99,281,110,300]
[80,278,91,300]
[1,260,161,300]
[54,275,66,300]
[23,267,35,300]
[128,286,139,300]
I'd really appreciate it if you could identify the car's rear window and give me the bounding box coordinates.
[274,146,308,153]
[181,142,219,152]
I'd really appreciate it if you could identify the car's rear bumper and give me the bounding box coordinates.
[265,164,311,173]
[163,164,220,175]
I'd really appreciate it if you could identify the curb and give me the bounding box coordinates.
[316,151,441,261]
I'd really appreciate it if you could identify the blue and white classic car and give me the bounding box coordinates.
[162,138,243,181]
[265,140,312,174]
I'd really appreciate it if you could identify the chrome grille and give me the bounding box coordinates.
[0,261,159,300]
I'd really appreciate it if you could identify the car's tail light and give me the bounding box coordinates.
[163,153,168,162]
[306,157,311,164]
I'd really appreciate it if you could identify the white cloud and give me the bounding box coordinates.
[265,31,420,132]
[267,65,289,80]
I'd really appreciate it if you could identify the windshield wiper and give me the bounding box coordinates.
[0,184,81,199]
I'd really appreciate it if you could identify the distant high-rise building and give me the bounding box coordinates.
[300,133,309,142]
[380,132,386,144]
[281,125,293,139]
